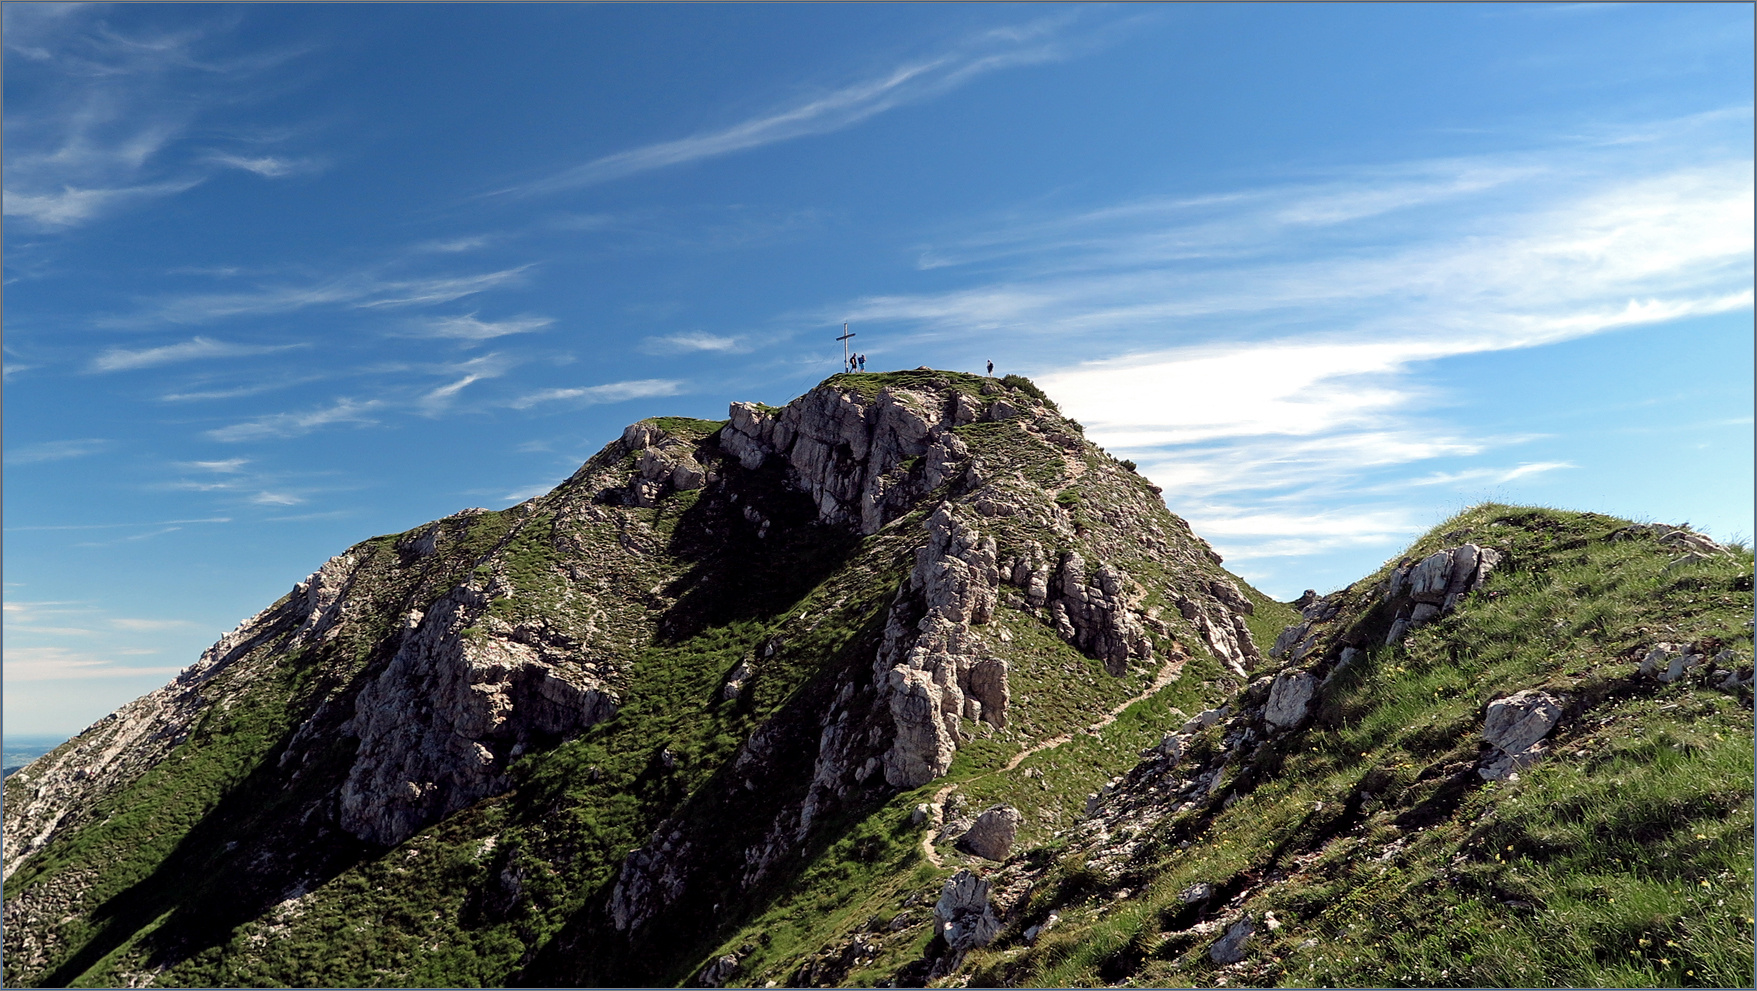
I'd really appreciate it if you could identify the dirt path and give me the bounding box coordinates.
[919,651,1185,868]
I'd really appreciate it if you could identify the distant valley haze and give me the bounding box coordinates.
[4,2,1752,741]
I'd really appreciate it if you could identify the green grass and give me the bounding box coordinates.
[965,505,1754,989]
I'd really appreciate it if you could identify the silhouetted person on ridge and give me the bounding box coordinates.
[987,360,994,375]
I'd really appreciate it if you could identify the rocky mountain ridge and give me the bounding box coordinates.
[3,370,1274,988]
[4,372,1750,989]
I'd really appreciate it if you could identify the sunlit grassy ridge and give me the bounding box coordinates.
[966,505,1754,989]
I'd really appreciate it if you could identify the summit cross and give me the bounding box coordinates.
[837,322,857,372]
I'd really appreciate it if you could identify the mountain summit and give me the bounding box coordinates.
[4,371,1751,989]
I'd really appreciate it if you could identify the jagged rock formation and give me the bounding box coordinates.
[935,869,1002,950]
[600,374,1260,946]
[1270,543,1502,666]
[337,588,620,845]
[872,502,1007,788]
[1,371,1304,990]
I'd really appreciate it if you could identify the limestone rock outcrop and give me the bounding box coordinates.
[718,385,980,534]
[955,805,1023,861]
[873,503,1008,788]
[338,589,618,846]
[1209,914,1256,964]
[1053,552,1154,676]
[610,826,692,931]
[935,870,1002,950]
[1477,689,1562,781]
[1268,544,1503,669]
[1382,544,1503,643]
[1263,669,1318,730]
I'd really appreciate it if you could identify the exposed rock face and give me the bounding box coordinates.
[338,589,619,846]
[873,503,1007,788]
[1055,552,1154,676]
[616,422,707,507]
[935,870,1001,950]
[719,386,971,534]
[610,827,692,931]
[1269,544,1504,667]
[1383,544,1503,644]
[1210,915,1256,964]
[955,805,1023,861]
[693,953,740,988]
[1263,669,1318,730]
[1478,690,1562,781]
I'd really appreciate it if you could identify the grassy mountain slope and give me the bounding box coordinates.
[4,371,1289,989]
[962,505,1754,989]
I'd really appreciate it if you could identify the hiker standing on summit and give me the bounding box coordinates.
[987,360,994,375]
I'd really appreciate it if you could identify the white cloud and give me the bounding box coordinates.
[416,352,517,414]
[4,518,230,532]
[4,179,205,229]
[90,336,300,372]
[109,617,196,632]
[119,266,535,326]
[355,268,537,310]
[836,117,1752,591]
[2,645,183,682]
[507,378,685,410]
[4,438,111,465]
[502,481,560,503]
[248,491,304,506]
[1040,340,1454,446]
[494,13,1096,196]
[182,458,249,472]
[1401,462,1575,488]
[206,397,383,442]
[415,235,496,253]
[2,7,314,231]
[206,153,318,178]
[639,332,744,354]
[414,313,554,342]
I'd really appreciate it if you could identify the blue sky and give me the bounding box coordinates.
[5,3,1751,739]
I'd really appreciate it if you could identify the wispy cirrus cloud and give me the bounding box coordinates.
[2,5,316,232]
[4,517,231,532]
[205,153,321,178]
[1401,462,1575,488]
[111,265,535,326]
[838,113,1752,591]
[639,332,745,355]
[506,378,685,410]
[109,617,197,632]
[4,438,112,466]
[90,335,302,372]
[2,645,183,682]
[416,353,518,414]
[206,397,384,442]
[493,12,1105,197]
[411,313,554,342]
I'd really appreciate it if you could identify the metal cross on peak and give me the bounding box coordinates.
[837,321,857,372]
